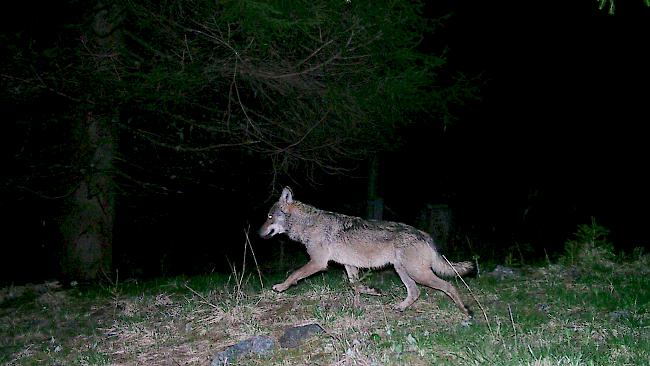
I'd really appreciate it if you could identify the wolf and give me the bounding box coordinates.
[259,187,474,317]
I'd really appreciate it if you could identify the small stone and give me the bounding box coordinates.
[279,323,324,348]
[211,335,275,365]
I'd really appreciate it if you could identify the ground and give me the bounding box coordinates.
[1,249,649,365]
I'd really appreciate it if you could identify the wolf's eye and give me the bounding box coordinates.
[268,214,273,219]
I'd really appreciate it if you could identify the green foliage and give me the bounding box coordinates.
[597,0,650,15]
[3,0,479,180]
[562,217,614,266]
[598,0,616,15]
[503,242,534,267]
[3,253,650,365]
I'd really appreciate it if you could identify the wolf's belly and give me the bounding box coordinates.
[330,243,395,269]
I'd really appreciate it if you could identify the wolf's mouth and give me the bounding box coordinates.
[259,227,275,239]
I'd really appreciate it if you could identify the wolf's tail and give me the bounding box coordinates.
[431,251,474,278]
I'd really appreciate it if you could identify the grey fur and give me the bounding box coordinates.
[259,187,473,317]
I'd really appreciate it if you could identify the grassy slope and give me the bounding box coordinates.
[1,253,649,365]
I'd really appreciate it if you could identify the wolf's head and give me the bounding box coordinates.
[259,187,294,239]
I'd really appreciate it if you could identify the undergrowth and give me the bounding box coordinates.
[1,220,648,365]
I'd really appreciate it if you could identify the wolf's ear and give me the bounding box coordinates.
[280,187,293,203]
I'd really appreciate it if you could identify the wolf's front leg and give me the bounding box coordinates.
[344,265,382,296]
[273,260,327,292]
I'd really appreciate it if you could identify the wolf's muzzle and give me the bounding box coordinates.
[259,226,275,239]
[259,221,284,239]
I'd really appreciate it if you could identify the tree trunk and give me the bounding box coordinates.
[418,204,453,250]
[60,112,116,281]
[366,155,383,220]
[60,5,121,282]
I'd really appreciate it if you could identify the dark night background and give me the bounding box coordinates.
[1,1,649,286]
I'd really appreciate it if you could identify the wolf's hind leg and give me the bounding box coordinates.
[393,264,420,311]
[408,269,471,317]
[345,265,381,296]
[273,260,327,292]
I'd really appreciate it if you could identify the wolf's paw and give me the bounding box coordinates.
[272,283,288,292]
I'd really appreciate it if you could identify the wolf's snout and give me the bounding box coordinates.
[259,225,274,239]
[259,221,284,239]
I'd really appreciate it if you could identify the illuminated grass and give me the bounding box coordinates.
[1,254,648,365]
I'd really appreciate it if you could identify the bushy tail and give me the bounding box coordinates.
[431,251,474,277]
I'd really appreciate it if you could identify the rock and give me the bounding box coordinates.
[609,310,630,321]
[566,266,581,280]
[536,303,551,313]
[211,335,275,365]
[279,323,324,348]
[487,265,518,280]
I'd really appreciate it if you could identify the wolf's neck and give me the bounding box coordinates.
[286,201,325,243]
[291,201,321,217]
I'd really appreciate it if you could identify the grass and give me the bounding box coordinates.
[1,251,649,365]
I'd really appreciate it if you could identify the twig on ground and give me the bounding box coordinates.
[184,283,221,310]
[508,303,517,345]
[442,255,492,333]
[243,226,265,289]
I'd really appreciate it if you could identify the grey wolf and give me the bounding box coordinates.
[259,187,473,317]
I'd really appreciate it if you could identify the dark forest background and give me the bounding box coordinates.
[1,0,649,286]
